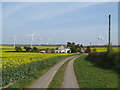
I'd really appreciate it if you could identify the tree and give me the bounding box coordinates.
[85,46,91,53]
[55,48,58,50]
[45,48,49,53]
[79,44,85,54]
[24,46,32,52]
[32,47,39,52]
[67,42,72,48]
[80,44,84,50]
[51,49,55,53]
[67,42,80,53]
[69,42,76,53]
[15,46,22,52]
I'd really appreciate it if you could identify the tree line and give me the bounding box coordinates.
[15,42,92,53]
[67,42,91,53]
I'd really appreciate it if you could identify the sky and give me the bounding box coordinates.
[0,2,2,44]
[1,2,118,45]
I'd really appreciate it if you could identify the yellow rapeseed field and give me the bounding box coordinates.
[91,47,119,52]
[1,46,74,86]
[1,46,73,69]
[0,46,58,52]
[2,52,72,69]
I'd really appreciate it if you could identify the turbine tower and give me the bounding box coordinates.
[13,36,16,47]
[46,39,50,45]
[39,38,42,46]
[28,33,35,47]
[90,42,92,46]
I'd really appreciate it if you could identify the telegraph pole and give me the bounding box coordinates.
[108,14,112,52]
[108,14,111,45]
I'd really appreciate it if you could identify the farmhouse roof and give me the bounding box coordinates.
[58,45,69,50]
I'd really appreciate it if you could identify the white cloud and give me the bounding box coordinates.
[3,3,29,19]
[28,2,102,21]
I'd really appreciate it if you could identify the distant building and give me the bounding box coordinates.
[55,45,71,53]
[40,50,46,53]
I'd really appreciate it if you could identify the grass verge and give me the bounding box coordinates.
[7,55,72,89]
[74,55,118,88]
[48,59,70,88]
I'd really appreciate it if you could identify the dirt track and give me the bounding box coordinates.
[61,56,80,88]
[29,56,75,88]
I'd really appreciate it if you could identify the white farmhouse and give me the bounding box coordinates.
[55,45,71,53]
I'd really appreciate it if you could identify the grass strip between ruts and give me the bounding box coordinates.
[48,58,71,88]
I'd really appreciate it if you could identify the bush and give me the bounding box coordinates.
[88,51,119,68]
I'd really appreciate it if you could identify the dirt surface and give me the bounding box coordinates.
[61,56,80,88]
[29,56,75,88]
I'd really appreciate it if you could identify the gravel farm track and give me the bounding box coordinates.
[28,55,80,89]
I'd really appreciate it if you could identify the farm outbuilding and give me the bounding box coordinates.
[55,45,71,53]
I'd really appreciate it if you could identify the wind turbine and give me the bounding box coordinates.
[28,33,35,47]
[39,38,42,46]
[90,42,92,46]
[46,39,50,45]
[98,34,104,45]
[13,36,16,47]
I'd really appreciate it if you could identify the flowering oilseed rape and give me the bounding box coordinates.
[2,52,72,68]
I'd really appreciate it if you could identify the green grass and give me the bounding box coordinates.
[6,55,72,88]
[48,60,70,88]
[74,55,118,88]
